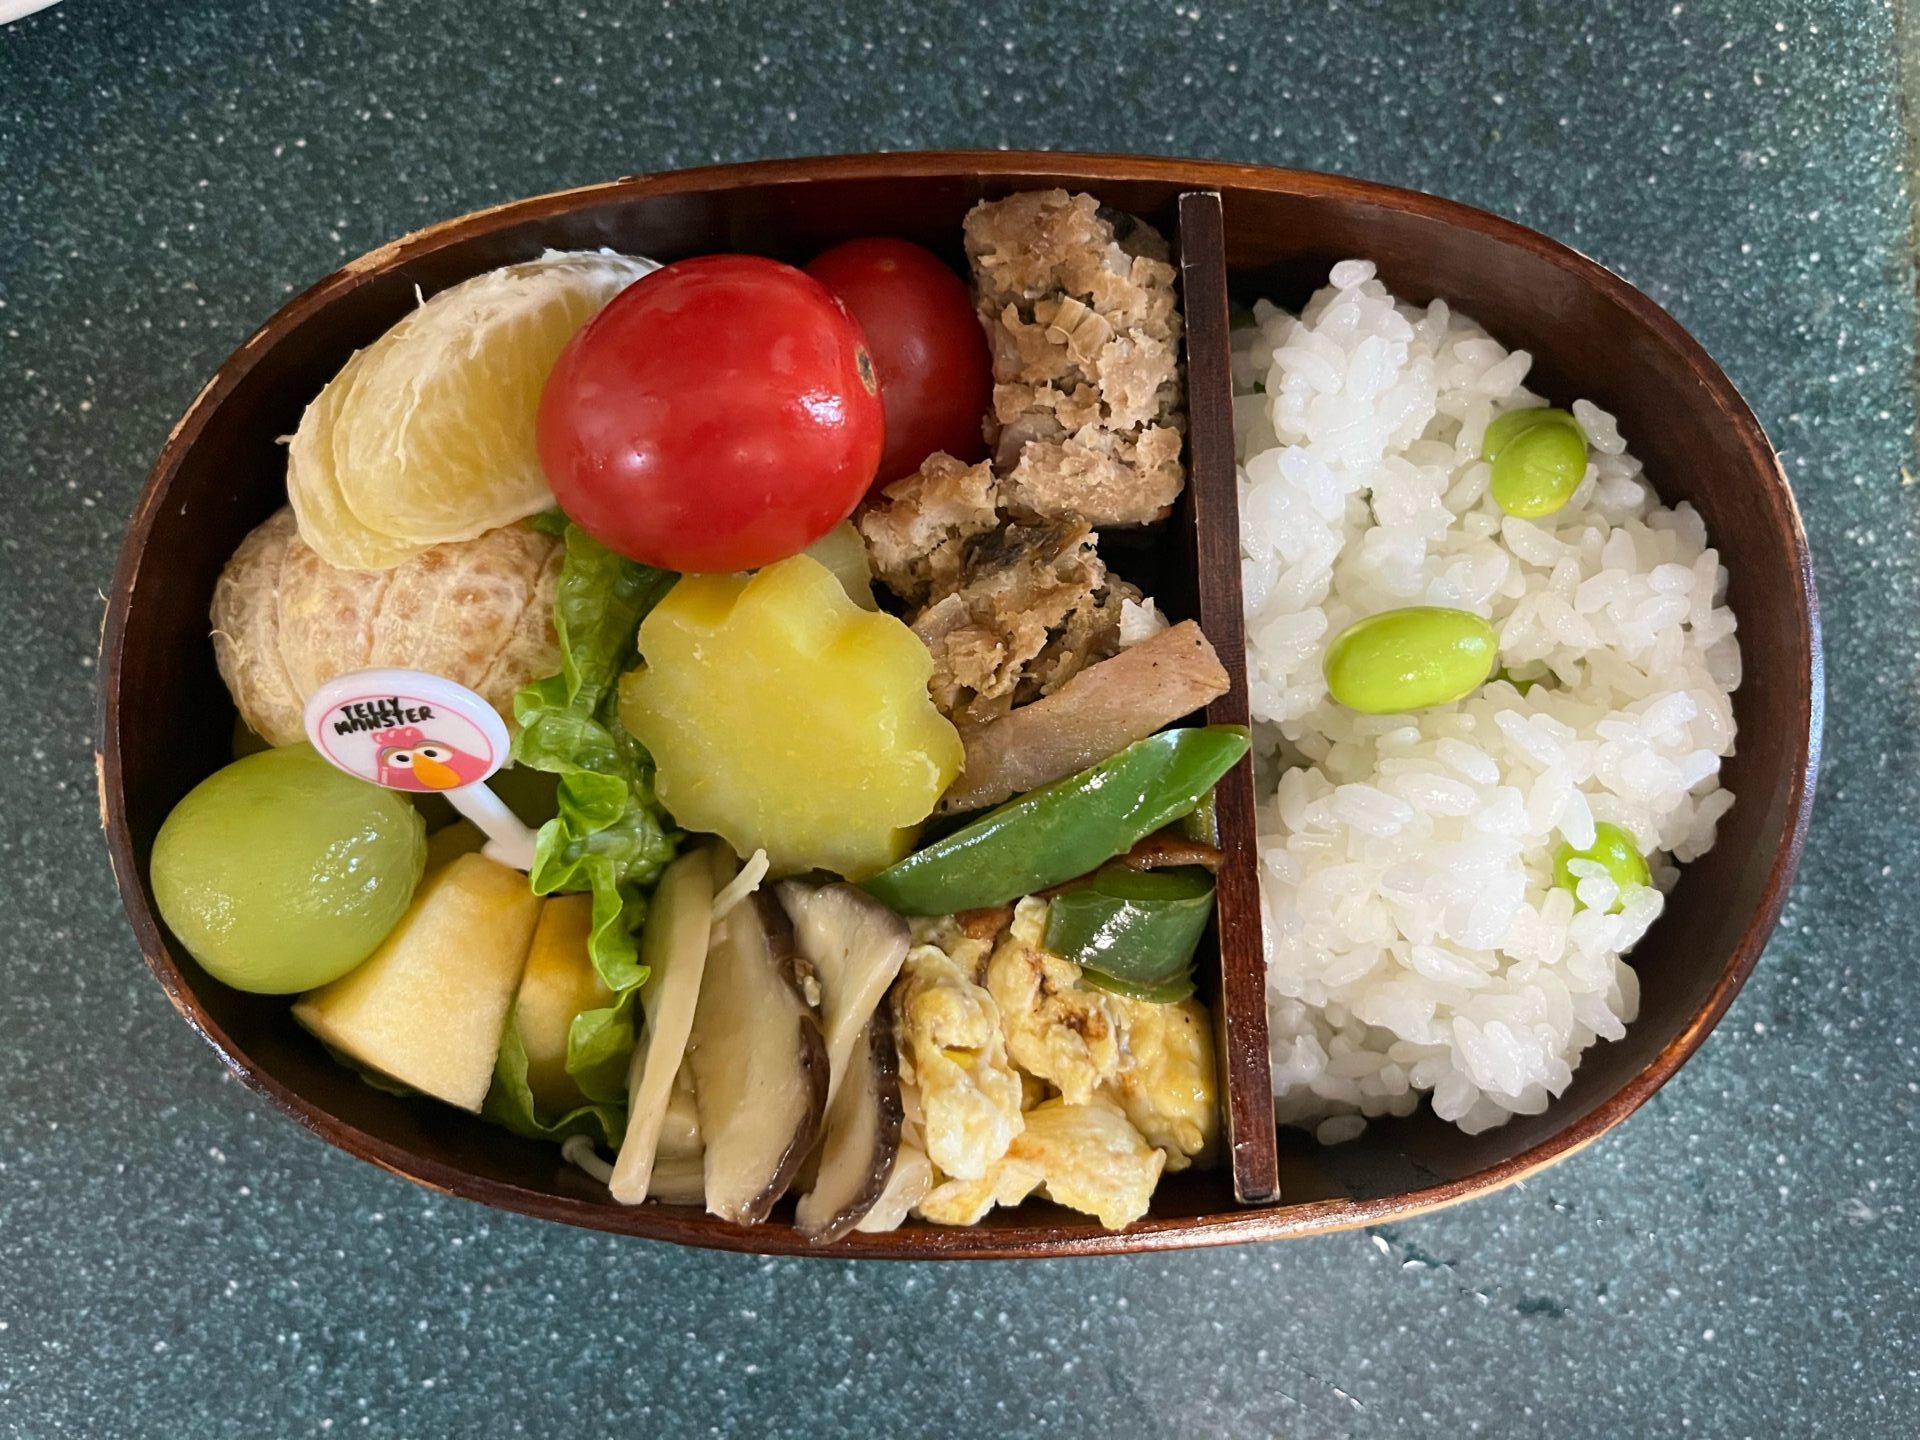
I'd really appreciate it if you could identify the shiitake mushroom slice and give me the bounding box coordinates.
[794,1008,905,1244]
[687,890,828,1225]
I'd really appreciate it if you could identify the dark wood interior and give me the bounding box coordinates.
[97,152,1819,1258]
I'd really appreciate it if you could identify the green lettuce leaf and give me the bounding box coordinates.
[524,768,666,992]
[564,989,640,1105]
[482,1003,625,1147]
[528,520,675,720]
[512,523,679,994]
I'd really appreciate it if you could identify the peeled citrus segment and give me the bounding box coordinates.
[287,348,421,570]
[476,539,564,716]
[211,505,561,746]
[288,250,657,569]
[275,510,389,695]
[339,252,659,543]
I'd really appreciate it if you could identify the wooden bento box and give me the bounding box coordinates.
[98,152,1820,1257]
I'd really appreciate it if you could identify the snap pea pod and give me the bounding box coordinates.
[1044,865,1215,1002]
[862,725,1250,916]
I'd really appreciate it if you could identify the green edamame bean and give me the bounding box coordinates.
[1481,406,1567,457]
[1323,606,1498,714]
[1553,822,1651,911]
[1482,406,1589,519]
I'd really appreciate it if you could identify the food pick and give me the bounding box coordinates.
[303,668,537,871]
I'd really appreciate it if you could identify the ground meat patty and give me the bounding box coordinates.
[908,516,1122,727]
[856,191,1190,731]
[856,453,1001,607]
[963,190,1185,526]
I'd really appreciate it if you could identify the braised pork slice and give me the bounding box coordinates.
[941,621,1230,812]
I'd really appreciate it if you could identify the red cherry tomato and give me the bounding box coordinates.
[537,255,885,573]
[804,238,991,488]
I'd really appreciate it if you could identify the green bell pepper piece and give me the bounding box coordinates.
[1045,865,1215,998]
[862,725,1249,916]
[1179,786,1220,847]
[1080,968,1197,1005]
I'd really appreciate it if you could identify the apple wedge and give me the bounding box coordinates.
[422,819,486,876]
[608,847,717,1205]
[293,853,542,1112]
[509,894,612,1115]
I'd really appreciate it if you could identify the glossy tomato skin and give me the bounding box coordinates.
[803,238,991,488]
[538,254,884,573]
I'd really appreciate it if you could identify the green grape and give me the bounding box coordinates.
[152,745,427,994]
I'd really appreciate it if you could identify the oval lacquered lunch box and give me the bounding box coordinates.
[99,151,1820,1257]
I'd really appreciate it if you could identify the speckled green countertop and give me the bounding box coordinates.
[3,1,1916,1434]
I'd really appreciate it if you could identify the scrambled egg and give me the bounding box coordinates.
[907,915,992,976]
[1022,1099,1166,1229]
[985,898,1127,1105]
[917,1151,1045,1226]
[921,1099,1165,1230]
[877,897,1217,1233]
[892,941,1025,1181]
[1104,996,1219,1172]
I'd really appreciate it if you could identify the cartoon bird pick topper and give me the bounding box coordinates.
[371,725,494,792]
[301,668,536,870]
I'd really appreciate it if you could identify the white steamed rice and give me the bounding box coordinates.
[1234,260,1741,1140]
